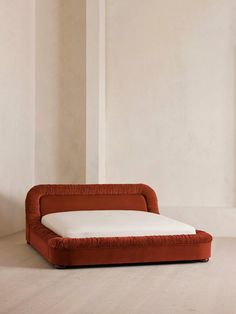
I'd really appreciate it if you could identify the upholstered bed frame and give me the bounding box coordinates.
[26,184,212,267]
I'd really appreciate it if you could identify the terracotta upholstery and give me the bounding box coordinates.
[25,184,212,267]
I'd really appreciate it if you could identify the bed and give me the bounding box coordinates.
[25,184,212,267]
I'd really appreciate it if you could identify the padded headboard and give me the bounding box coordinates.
[25,184,159,226]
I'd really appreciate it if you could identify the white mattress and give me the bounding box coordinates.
[41,210,196,238]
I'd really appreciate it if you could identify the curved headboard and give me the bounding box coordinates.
[26,184,159,226]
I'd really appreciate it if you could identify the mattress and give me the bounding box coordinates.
[41,210,196,238]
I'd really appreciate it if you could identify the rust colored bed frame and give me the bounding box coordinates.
[26,184,212,268]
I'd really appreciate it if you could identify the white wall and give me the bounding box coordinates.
[0,0,86,237]
[35,0,86,184]
[0,0,35,237]
[1,0,236,237]
[106,0,236,234]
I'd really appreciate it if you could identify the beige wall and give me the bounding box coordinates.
[35,0,86,183]
[0,0,35,236]
[106,0,236,209]
[0,0,86,237]
[1,0,236,237]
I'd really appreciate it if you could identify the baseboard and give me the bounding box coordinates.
[162,206,236,237]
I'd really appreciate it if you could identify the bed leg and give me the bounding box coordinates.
[54,264,67,269]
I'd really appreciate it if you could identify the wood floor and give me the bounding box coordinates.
[0,232,235,314]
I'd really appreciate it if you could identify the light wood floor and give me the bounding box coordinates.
[0,232,235,314]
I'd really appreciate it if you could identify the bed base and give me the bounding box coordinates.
[26,184,212,267]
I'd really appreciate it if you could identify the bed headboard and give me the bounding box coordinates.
[25,184,159,227]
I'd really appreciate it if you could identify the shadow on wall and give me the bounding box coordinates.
[0,193,24,237]
[56,0,86,183]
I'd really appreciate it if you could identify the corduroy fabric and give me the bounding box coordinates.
[29,222,212,266]
[30,222,212,249]
[40,194,148,216]
[26,184,212,267]
[26,184,158,223]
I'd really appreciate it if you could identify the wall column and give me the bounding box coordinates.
[86,0,106,183]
